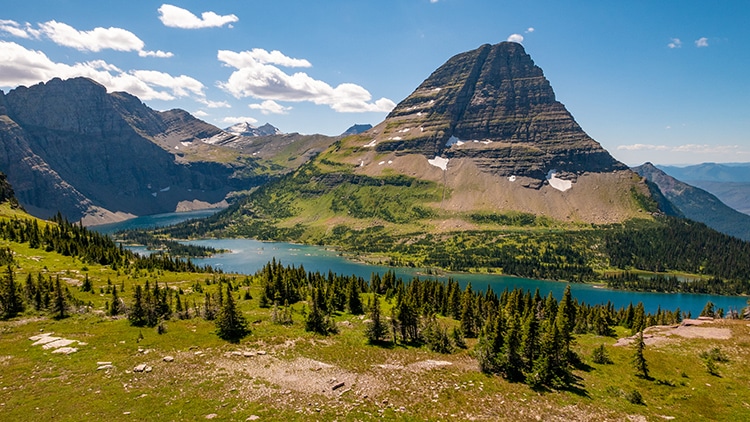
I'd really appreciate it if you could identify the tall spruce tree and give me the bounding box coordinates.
[128,285,147,326]
[215,285,249,342]
[365,293,388,343]
[51,276,67,319]
[1,265,24,319]
[632,330,650,379]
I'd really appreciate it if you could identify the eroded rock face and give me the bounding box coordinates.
[373,42,626,181]
[0,77,251,223]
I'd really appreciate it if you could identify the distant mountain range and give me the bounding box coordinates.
[657,163,750,216]
[224,122,283,137]
[633,163,750,241]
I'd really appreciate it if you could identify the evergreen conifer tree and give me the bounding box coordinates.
[51,276,67,319]
[364,293,388,343]
[215,285,249,342]
[128,285,147,326]
[1,265,24,319]
[632,330,649,379]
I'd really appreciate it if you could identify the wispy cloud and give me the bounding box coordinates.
[249,100,292,115]
[695,37,709,48]
[617,143,744,154]
[192,110,209,118]
[0,19,40,38]
[217,48,396,113]
[507,34,524,43]
[0,41,199,101]
[525,27,535,33]
[668,38,682,49]
[158,4,238,29]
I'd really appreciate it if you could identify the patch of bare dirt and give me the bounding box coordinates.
[614,318,732,347]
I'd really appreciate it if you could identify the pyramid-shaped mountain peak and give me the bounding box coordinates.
[369,41,626,181]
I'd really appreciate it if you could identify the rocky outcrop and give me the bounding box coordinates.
[341,124,372,136]
[225,122,282,137]
[371,42,626,181]
[0,77,260,223]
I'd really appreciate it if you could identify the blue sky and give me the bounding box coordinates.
[1,0,748,165]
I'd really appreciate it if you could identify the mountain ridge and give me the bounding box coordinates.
[633,162,750,240]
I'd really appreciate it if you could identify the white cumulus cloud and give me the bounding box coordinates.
[507,33,524,43]
[0,41,198,101]
[222,116,258,125]
[197,98,231,108]
[38,20,173,57]
[695,37,709,48]
[192,110,209,118]
[217,48,396,113]
[668,38,682,49]
[525,27,535,33]
[0,19,40,38]
[249,100,292,115]
[158,4,239,29]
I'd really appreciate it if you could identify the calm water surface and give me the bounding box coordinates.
[94,211,749,315]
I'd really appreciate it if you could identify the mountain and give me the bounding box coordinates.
[224,122,282,137]
[341,124,373,136]
[633,163,750,240]
[195,42,656,243]
[0,77,270,225]
[657,163,750,215]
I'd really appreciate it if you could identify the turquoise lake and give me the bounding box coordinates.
[92,210,750,316]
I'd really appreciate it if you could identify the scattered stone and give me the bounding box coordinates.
[145,366,152,373]
[332,382,345,391]
[133,364,148,372]
[97,364,113,371]
[42,339,76,350]
[123,411,131,415]
[29,333,54,341]
[52,347,78,355]
[243,351,255,358]
[232,351,242,356]
[205,414,217,419]
[32,336,62,346]
[163,356,174,362]
[247,416,260,421]
[256,350,267,355]
[97,361,112,366]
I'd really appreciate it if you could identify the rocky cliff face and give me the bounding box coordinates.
[370,42,626,183]
[0,77,258,224]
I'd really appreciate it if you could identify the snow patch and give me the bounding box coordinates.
[428,156,449,171]
[364,139,377,148]
[388,160,393,164]
[160,186,170,192]
[398,128,411,133]
[378,161,385,165]
[152,192,157,197]
[180,141,192,147]
[508,175,517,182]
[546,170,572,192]
[359,160,365,167]
[446,135,464,147]
[388,136,402,141]
[416,112,423,117]
[480,140,492,145]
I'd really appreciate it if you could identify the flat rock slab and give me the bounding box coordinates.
[52,347,78,355]
[32,336,62,346]
[29,333,55,341]
[42,339,76,350]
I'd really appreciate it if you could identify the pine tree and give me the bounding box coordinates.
[1,265,24,319]
[460,283,478,338]
[80,273,92,292]
[51,276,67,319]
[128,285,147,326]
[365,293,388,343]
[346,278,364,315]
[215,285,249,342]
[632,330,649,379]
[304,288,330,335]
[109,285,121,316]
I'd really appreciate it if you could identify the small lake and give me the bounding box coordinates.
[93,211,749,315]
